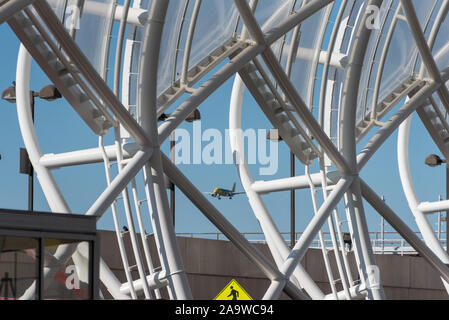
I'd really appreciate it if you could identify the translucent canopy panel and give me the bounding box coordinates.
[256,0,295,33]
[8,0,449,302]
[74,0,115,78]
[157,0,189,95]
[47,0,115,78]
[189,0,239,76]
[122,0,150,128]
[367,1,437,119]
[37,0,449,148]
[434,11,449,72]
[289,2,332,106]
[157,0,239,96]
[312,0,447,148]
[321,0,365,147]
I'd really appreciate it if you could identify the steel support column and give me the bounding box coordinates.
[339,0,385,300]
[138,0,192,300]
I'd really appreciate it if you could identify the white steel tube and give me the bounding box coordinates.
[139,0,192,299]
[120,269,170,295]
[234,0,351,174]
[331,205,355,286]
[172,0,190,84]
[400,0,449,114]
[360,179,449,288]
[113,134,152,299]
[158,0,334,145]
[306,2,334,109]
[418,200,449,214]
[161,154,308,300]
[323,284,368,300]
[16,45,123,300]
[113,0,131,98]
[305,166,338,299]
[320,167,352,300]
[418,0,449,79]
[251,172,339,194]
[318,0,348,126]
[16,44,79,299]
[330,209,354,295]
[86,148,153,217]
[265,0,335,47]
[397,116,449,266]
[230,74,324,299]
[239,0,258,41]
[130,178,162,299]
[16,45,71,214]
[39,142,141,169]
[181,0,202,86]
[45,0,149,26]
[33,0,152,147]
[99,258,131,299]
[263,175,354,300]
[99,136,137,299]
[371,5,402,119]
[141,164,178,299]
[357,81,439,171]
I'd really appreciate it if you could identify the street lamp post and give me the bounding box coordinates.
[2,83,61,212]
[425,154,449,253]
[159,110,201,227]
[170,130,176,225]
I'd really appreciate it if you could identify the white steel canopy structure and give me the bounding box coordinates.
[2,0,449,300]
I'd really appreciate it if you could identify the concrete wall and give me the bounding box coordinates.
[99,230,448,300]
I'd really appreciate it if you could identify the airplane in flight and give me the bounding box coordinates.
[204,183,245,200]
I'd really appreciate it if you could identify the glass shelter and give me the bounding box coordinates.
[0,209,99,300]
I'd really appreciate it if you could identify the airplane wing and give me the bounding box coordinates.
[232,192,246,195]
[203,192,215,195]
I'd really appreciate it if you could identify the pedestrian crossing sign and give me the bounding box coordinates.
[214,279,253,300]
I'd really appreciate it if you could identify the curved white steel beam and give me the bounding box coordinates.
[370,3,402,120]
[318,0,348,127]
[172,0,191,84]
[339,0,385,300]
[181,0,202,86]
[138,0,192,300]
[15,44,129,300]
[229,74,325,300]
[305,2,334,108]
[397,115,449,292]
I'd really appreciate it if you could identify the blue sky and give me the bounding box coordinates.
[0,9,446,243]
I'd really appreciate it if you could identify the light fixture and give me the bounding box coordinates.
[266,129,283,142]
[38,85,62,101]
[425,154,446,167]
[158,109,201,123]
[1,83,62,103]
[1,83,16,103]
[185,109,201,123]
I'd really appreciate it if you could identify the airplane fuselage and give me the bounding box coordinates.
[212,188,233,199]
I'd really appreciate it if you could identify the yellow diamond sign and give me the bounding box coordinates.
[214,279,253,300]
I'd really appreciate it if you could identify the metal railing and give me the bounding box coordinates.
[176,231,448,255]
